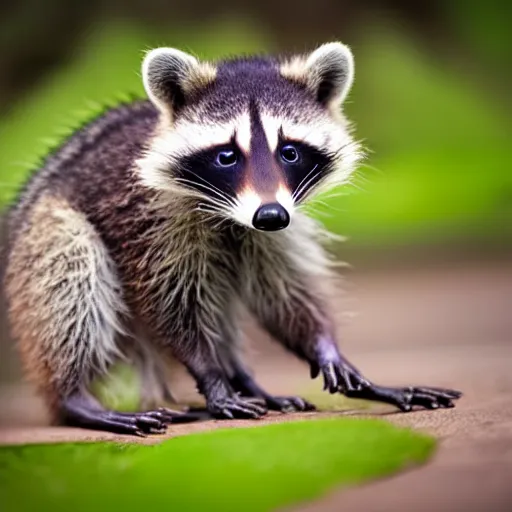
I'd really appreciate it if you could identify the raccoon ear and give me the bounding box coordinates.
[281,42,354,108]
[142,48,216,116]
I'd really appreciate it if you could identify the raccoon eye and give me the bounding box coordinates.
[280,145,299,164]
[216,150,237,167]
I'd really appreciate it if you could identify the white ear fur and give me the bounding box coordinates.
[142,47,216,115]
[281,42,355,108]
[305,42,354,105]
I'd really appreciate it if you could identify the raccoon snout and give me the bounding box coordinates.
[252,203,290,231]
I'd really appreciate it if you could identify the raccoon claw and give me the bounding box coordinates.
[60,393,206,436]
[344,384,462,411]
[228,370,314,413]
[133,407,206,424]
[208,395,268,420]
[265,395,316,412]
[313,359,370,395]
[64,409,167,436]
[86,408,205,435]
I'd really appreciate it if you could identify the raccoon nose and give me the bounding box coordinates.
[252,203,290,231]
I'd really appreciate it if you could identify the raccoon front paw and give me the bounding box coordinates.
[265,395,316,413]
[310,357,462,411]
[344,384,462,412]
[310,358,371,394]
[208,395,268,419]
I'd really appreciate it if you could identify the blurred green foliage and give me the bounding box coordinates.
[0,418,435,512]
[318,25,511,246]
[0,17,509,247]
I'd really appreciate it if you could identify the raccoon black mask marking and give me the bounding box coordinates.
[138,43,362,231]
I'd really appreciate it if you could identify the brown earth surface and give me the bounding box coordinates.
[0,260,511,511]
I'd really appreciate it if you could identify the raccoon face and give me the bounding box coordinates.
[137,43,362,231]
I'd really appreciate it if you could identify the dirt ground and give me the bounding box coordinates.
[0,260,511,511]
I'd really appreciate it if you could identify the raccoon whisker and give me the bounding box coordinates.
[305,197,347,215]
[183,169,228,196]
[312,209,334,219]
[303,180,340,202]
[310,189,349,203]
[344,174,368,193]
[195,202,228,216]
[167,185,235,225]
[292,164,320,202]
[181,169,238,209]
[194,207,234,227]
[175,177,231,204]
[197,195,233,211]
[194,201,237,228]
[194,208,232,230]
[212,217,232,230]
[298,165,351,208]
[301,203,334,219]
[195,206,221,216]
[306,198,332,209]
[174,178,234,208]
[295,171,327,203]
[294,144,354,203]
[347,181,365,193]
[358,162,384,176]
[303,141,362,198]
[293,160,343,204]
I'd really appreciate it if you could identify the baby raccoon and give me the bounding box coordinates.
[3,42,461,435]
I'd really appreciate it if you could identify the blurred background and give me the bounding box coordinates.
[0,0,510,422]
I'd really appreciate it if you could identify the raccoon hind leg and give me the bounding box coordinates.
[4,194,199,435]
